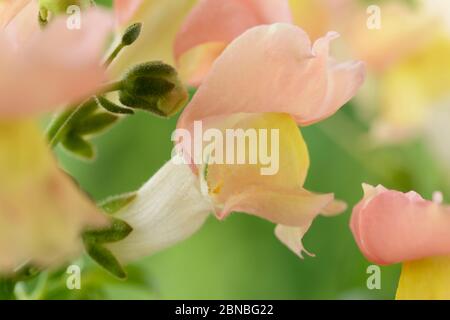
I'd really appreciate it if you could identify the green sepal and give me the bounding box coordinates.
[98,192,137,214]
[118,61,188,117]
[127,77,175,97]
[61,133,95,160]
[82,215,133,279]
[119,90,168,117]
[96,96,134,115]
[74,112,119,136]
[125,61,176,79]
[83,218,132,244]
[84,241,127,279]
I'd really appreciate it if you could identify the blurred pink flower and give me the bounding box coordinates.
[0,0,31,28]
[173,0,292,85]
[114,0,142,26]
[0,7,112,117]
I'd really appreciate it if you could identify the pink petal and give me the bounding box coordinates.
[174,0,292,62]
[0,0,31,29]
[350,184,450,265]
[0,9,113,117]
[114,0,143,26]
[177,24,365,131]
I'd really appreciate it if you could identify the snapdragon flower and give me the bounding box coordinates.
[109,23,365,262]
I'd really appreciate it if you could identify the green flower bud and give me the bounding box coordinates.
[119,62,189,117]
[121,23,142,46]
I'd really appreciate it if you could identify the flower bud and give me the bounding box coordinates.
[119,62,189,117]
[121,23,142,46]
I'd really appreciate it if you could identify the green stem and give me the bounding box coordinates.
[99,80,123,95]
[46,81,123,148]
[47,104,86,148]
[104,43,125,68]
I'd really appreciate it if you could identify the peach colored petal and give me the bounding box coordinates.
[188,113,342,228]
[274,197,347,258]
[321,199,347,216]
[219,186,334,226]
[114,0,143,26]
[177,42,227,87]
[177,24,365,131]
[174,0,292,62]
[0,8,112,117]
[275,223,314,259]
[0,0,31,29]
[350,184,450,265]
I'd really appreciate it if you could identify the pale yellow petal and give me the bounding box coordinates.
[0,120,107,273]
[110,0,197,78]
[374,36,450,140]
[204,113,310,208]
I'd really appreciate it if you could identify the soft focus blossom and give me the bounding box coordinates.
[339,1,450,144]
[112,0,338,84]
[350,184,450,299]
[114,0,142,26]
[174,0,292,85]
[0,0,31,28]
[173,0,355,85]
[111,24,363,261]
[0,6,112,117]
[110,0,197,77]
[0,8,112,272]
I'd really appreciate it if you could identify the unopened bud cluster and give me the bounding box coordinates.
[119,62,189,117]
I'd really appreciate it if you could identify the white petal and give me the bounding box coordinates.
[107,157,214,262]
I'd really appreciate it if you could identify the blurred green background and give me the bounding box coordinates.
[42,0,449,299]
